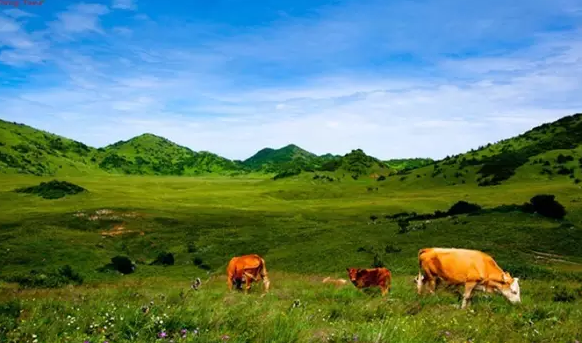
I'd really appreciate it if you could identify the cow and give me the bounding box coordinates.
[322,276,348,287]
[226,254,270,294]
[417,248,521,308]
[346,267,392,297]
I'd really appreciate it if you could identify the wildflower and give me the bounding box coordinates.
[159,331,167,338]
[221,334,231,341]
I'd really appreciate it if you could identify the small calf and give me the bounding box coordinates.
[346,267,392,297]
[322,276,348,287]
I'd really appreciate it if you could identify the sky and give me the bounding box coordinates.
[0,0,581,160]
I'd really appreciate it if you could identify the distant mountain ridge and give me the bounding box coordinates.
[2,113,582,186]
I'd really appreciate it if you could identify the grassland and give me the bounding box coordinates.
[1,173,582,342]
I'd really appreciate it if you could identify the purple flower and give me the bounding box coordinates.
[158,331,167,338]
[181,329,187,334]
[221,334,231,341]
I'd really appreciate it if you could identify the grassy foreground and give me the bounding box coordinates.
[1,175,582,342]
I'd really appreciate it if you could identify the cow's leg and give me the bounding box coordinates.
[244,277,252,294]
[227,274,233,292]
[416,272,424,295]
[461,282,477,309]
[259,266,270,293]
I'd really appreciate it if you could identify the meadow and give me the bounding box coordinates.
[1,174,582,342]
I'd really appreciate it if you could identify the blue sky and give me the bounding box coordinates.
[1,0,581,160]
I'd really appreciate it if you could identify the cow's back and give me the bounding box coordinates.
[419,248,495,283]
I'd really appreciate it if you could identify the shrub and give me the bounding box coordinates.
[7,265,83,288]
[397,220,410,234]
[193,257,211,270]
[376,175,386,181]
[556,166,573,175]
[0,300,22,341]
[273,168,301,180]
[150,252,175,266]
[14,180,86,199]
[552,286,577,302]
[446,201,482,216]
[529,195,567,219]
[111,256,135,274]
[556,154,574,164]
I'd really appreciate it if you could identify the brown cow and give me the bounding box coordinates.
[346,267,392,296]
[226,254,270,294]
[417,248,521,308]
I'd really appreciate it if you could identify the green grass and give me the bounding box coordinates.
[1,174,582,342]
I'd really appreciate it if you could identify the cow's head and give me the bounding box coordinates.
[499,272,521,304]
[346,268,361,285]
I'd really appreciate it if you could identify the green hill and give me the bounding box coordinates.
[0,119,103,176]
[322,149,391,178]
[97,134,245,176]
[0,121,247,177]
[384,113,582,187]
[243,144,329,173]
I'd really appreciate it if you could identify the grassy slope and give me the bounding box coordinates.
[0,119,105,176]
[1,174,582,342]
[380,113,582,187]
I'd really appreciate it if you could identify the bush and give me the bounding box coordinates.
[150,252,175,266]
[193,257,211,270]
[529,194,567,219]
[7,265,83,288]
[111,256,135,274]
[14,180,86,199]
[273,168,301,180]
[397,220,410,234]
[376,175,386,181]
[0,300,22,341]
[446,201,482,216]
[556,154,574,164]
[552,286,577,302]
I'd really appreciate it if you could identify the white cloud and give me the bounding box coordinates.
[49,4,109,36]
[2,8,36,18]
[112,0,137,10]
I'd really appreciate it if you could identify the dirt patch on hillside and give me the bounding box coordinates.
[73,209,143,221]
[100,224,144,238]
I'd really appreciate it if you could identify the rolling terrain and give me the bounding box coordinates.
[1,113,582,342]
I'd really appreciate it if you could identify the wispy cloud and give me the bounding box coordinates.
[112,0,137,11]
[49,3,109,36]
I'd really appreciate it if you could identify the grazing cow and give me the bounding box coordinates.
[322,276,348,287]
[226,254,270,293]
[417,248,521,308]
[346,267,392,296]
